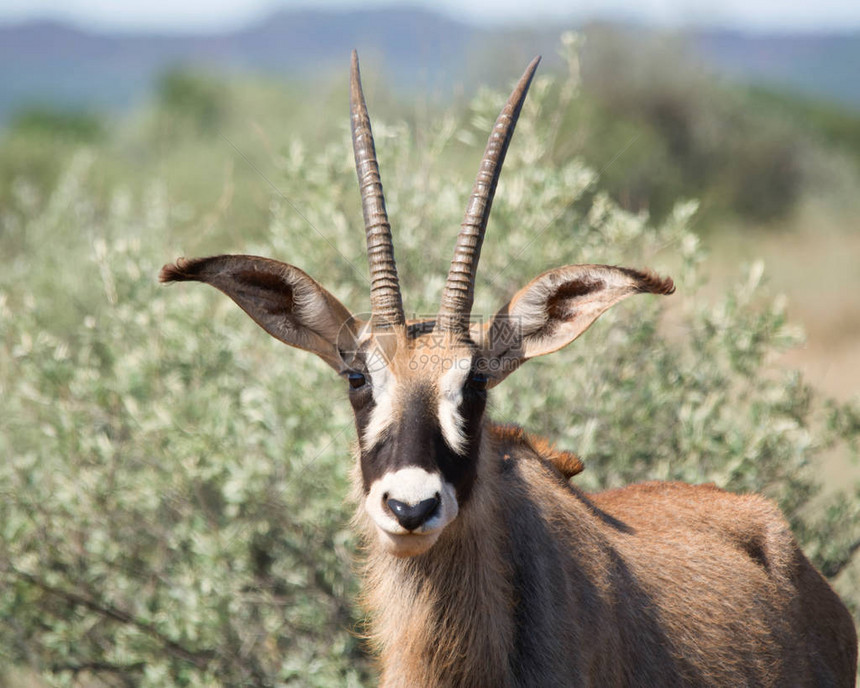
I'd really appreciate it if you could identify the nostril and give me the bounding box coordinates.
[386,495,441,532]
[427,494,441,519]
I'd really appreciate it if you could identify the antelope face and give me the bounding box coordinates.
[160,52,674,559]
[345,329,486,556]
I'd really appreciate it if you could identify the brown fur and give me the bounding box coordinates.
[357,428,858,687]
[491,423,584,479]
[619,266,676,296]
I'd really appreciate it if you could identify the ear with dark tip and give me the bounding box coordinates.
[471,264,674,387]
[160,255,361,372]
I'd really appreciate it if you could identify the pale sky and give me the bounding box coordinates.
[2,0,859,33]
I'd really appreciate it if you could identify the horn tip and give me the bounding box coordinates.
[524,55,542,80]
[350,50,362,104]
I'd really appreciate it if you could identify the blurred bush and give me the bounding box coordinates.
[549,27,860,226]
[9,107,105,143]
[0,108,107,234]
[155,69,229,136]
[1,36,858,687]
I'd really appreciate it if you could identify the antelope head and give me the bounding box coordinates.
[160,53,674,558]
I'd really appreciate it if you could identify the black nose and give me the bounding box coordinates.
[386,495,440,531]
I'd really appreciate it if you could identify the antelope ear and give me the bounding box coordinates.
[160,255,360,372]
[471,265,674,387]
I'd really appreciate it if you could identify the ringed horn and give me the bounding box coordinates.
[437,56,541,336]
[350,50,406,328]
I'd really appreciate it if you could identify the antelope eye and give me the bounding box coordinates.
[347,371,367,389]
[467,371,488,391]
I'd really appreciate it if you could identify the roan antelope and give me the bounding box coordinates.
[160,53,857,687]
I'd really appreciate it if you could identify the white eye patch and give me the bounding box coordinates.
[437,359,472,455]
[363,363,396,449]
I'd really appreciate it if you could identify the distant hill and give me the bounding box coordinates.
[0,9,482,122]
[1,9,858,123]
[692,31,860,108]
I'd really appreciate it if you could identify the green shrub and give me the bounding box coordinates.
[568,26,851,226]
[9,107,105,143]
[1,37,858,686]
[0,110,106,234]
[155,68,228,135]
